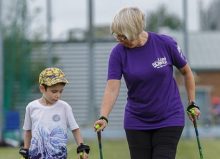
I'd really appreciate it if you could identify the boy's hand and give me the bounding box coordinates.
[77,143,90,159]
[19,147,29,159]
[78,152,89,159]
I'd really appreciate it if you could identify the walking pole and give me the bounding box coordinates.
[192,116,204,159]
[96,125,103,159]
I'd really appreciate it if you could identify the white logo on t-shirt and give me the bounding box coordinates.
[177,45,186,61]
[152,57,167,68]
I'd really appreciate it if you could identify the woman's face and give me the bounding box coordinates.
[113,33,142,48]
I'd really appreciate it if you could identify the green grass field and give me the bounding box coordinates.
[0,138,219,159]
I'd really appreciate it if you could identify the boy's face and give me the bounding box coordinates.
[40,83,65,105]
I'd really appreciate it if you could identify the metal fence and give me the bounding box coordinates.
[10,41,220,139]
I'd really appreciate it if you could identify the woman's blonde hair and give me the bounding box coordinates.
[111,7,145,40]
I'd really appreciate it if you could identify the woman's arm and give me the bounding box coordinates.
[179,64,200,121]
[179,64,195,102]
[100,79,121,118]
[94,79,121,130]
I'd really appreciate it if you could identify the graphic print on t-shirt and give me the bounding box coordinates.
[152,57,168,68]
[52,114,61,122]
[29,126,68,158]
[177,45,186,61]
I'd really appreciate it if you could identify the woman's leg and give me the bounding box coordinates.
[125,129,152,159]
[152,126,184,159]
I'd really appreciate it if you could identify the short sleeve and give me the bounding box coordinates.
[107,46,123,80]
[23,105,32,130]
[166,36,187,69]
[66,104,79,130]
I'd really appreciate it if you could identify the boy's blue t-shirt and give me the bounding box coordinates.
[108,32,187,130]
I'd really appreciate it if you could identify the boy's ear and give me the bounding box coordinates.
[39,85,45,93]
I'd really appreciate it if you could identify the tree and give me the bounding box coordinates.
[2,0,50,110]
[200,0,220,31]
[146,5,182,32]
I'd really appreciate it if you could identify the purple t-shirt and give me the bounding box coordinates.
[108,32,187,130]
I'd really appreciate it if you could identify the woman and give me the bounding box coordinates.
[94,7,200,159]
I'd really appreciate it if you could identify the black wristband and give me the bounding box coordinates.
[99,116,108,124]
[19,147,29,159]
[187,101,200,113]
[77,143,90,154]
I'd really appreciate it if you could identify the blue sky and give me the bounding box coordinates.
[27,0,213,40]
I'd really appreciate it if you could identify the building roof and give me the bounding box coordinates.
[170,31,220,70]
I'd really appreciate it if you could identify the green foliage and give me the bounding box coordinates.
[2,1,48,109]
[146,5,182,32]
[200,0,220,31]
[3,26,33,109]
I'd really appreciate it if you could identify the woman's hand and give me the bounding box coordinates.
[187,104,201,122]
[94,117,108,132]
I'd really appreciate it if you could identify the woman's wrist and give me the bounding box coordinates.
[187,101,200,112]
[99,116,108,124]
[188,99,197,105]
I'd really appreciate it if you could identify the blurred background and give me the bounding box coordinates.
[0,0,220,158]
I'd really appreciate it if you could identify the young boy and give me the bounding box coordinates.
[19,67,90,159]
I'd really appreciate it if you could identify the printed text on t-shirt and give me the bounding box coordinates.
[152,57,168,68]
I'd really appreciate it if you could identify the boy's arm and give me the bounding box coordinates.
[72,128,90,158]
[19,130,31,158]
[24,130,32,149]
[72,128,83,145]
